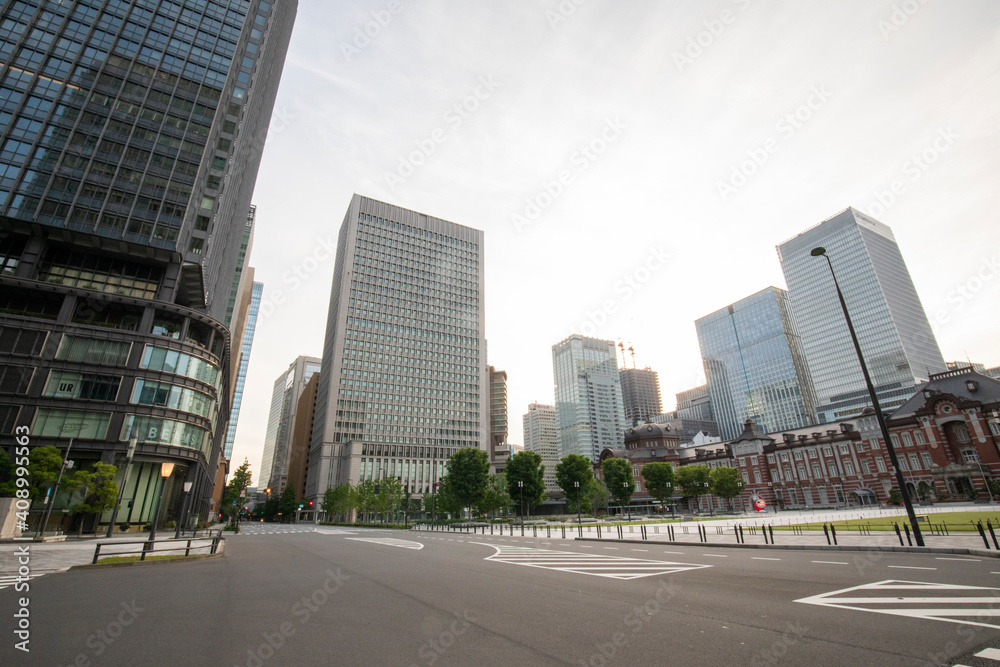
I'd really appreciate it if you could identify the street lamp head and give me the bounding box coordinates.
[160,461,174,478]
[183,481,193,493]
[810,247,827,257]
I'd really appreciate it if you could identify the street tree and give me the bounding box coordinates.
[641,462,676,513]
[445,447,490,514]
[601,458,634,514]
[65,462,119,535]
[709,467,743,510]
[323,483,355,520]
[27,445,65,500]
[373,476,404,522]
[354,479,376,521]
[556,454,594,516]
[0,448,15,497]
[223,458,253,509]
[505,451,546,517]
[478,473,511,518]
[435,476,464,518]
[278,485,297,522]
[675,464,710,511]
[585,478,610,515]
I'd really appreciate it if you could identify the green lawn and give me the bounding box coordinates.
[97,554,190,564]
[773,511,1000,532]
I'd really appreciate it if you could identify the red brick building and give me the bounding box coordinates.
[600,367,1000,512]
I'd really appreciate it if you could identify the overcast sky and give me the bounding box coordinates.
[230,0,1000,485]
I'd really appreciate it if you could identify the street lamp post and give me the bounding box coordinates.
[145,462,174,551]
[704,481,714,517]
[665,482,673,517]
[106,436,137,537]
[973,455,995,503]
[37,437,75,538]
[624,481,631,521]
[518,480,524,528]
[174,480,194,539]
[574,481,581,525]
[812,246,924,546]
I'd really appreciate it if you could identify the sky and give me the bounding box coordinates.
[229,0,1000,485]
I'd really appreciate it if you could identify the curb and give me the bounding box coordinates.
[69,549,225,570]
[574,537,1000,558]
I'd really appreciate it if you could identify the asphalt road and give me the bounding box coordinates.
[3,524,1000,666]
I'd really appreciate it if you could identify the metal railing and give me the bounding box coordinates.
[92,533,224,564]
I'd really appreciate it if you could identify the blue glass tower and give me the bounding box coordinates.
[223,279,261,459]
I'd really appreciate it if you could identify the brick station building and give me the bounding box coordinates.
[599,367,1000,512]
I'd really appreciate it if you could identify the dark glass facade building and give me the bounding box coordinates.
[696,287,818,441]
[0,0,297,530]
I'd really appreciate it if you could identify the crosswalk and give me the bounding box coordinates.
[472,543,711,580]
[0,572,48,592]
[796,580,1000,630]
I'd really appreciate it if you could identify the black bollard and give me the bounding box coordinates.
[903,523,912,546]
[988,521,999,550]
[977,521,990,549]
[768,525,774,544]
[823,524,831,545]
[830,524,838,546]
[893,522,904,546]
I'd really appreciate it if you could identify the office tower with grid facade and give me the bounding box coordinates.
[619,366,662,424]
[222,279,261,460]
[488,365,507,473]
[552,334,626,462]
[306,195,488,508]
[696,286,818,440]
[0,0,297,528]
[778,208,946,423]
[523,401,558,491]
[259,354,320,494]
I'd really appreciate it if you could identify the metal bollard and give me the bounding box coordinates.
[738,525,744,544]
[823,524,831,545]
[597,525,601,539]
[988,521,999,550]
[893,522,904,546]
[830,524,837,546]
[977,521,990,549]
[768,525,774,544]
[903,523,912,546]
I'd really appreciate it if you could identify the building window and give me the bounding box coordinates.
[861,460,871,475]
[868,438,879,450]
[32,408,110,439]
[754,469,762,484]
[0,365,33,394]
[901,432,913,447]
[875,457,886,473]
[990,421,1000,437]
[961,450,979,464]
[844,461,855,476]
[38,248,162,299]
[921,452,932,468]
[44,370,121,401]
[742,471,749,483]
[766,454,775,464]
[854,441,865,452]
[839,444,850,455]
[793,450,803,461]
[908,453,921,470]
[823,446,833,457]
[812,464,822,478]
[890,434,900,448]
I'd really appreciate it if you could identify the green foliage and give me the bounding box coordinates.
[506,451,547,513]
[65,462,119,516]
[556,454,593,513]
[601,458,634,509]
[278,484,297,520]
[709,467,743,508]
[28,445,65,500]
[887,486,903,504]
[0,448,15,497]
[373,477,404,520]
[323,483,355,518]
[641,462,676,507]
[445,448,490,511]
[585,478,609,514]
[354,480,377,518]
[478,473,511,518]
[675,464,710,499]
[262,497,279,522]
[916,481,933,501]
[223,459,253,509]
[434,476,465,517]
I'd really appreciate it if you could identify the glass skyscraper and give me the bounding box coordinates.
[696,287,817,440]
[777,207,946,423]
[0,0,297,528]
[306,195,488,507]
[222,279,261,459]
[259,354,320,494]
[552,334,626,462]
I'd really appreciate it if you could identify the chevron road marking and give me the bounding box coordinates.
[472,543,711,580]
[344,537,424,550]
[795,580,1000,630]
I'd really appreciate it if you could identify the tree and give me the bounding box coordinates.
[278,485,297,522]
[64,462,119,535]
[27,445,65,500]
[602,458,634,514]
[887,486,903,505]
[445,447,490,516]
[556,454,594,516]
[223,458,253,509]
[916,481,933,502]
[505,451,546,516]
[675,464,710,511]
[0,448,15,497]
[262,497,279,522]
[373,477,404,522]
[641,462,676,512]
[479,473,511,518]
[323,483,355,520]
[354,480,376,521]
[435,476,464,518]
[709,467,743,511]
[585,478,609,515]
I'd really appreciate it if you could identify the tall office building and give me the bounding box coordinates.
[778,207,946,422]
[523,402,558,491]
[259,354,320,493]
[552,334,626,462]
[488,365,507,473]
[0,0,297,527]
[675,384,714,422]
[222,279,262,460]
[305,195,488,506]
[619,367,662,424]
[696,287,818,440]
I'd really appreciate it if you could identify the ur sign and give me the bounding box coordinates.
[753,497,766,512]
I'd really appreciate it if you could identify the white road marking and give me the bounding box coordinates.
[704,554,728,558]
[796,580,1000,629]
[752,557,781,561]
[473,543,711,580]
[935,558,980,562]
[888,565,937,571]
[975,647,1000,659]
[812,561,848,565]
[344,537,424,550]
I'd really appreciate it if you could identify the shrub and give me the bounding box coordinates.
[118,522,130,532]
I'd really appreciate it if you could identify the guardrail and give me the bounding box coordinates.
[91,533,224,565]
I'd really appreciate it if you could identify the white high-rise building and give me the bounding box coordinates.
[259,355,322,493]
[306,195,488,505]
[777,207,946,423]
[523,402,559,491]
[552,335,627,462]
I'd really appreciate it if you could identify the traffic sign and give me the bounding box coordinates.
[752,496,766,512]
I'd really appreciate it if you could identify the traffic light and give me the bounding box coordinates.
[308,501,313,507]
